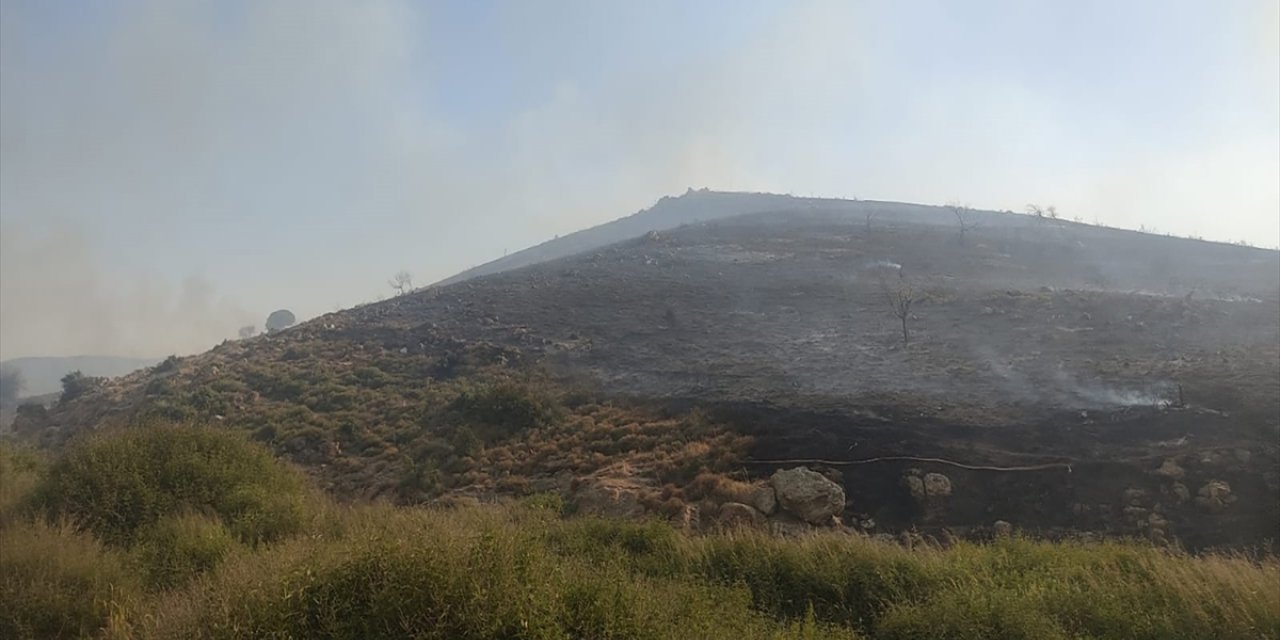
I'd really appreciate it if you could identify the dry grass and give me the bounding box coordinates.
[2,425,1277,640]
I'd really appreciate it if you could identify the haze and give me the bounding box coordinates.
[2,0,1277,360]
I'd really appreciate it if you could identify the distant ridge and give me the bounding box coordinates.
[434,189,1274,287]
[0,355,160,397]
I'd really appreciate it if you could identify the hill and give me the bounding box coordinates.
[0,356,160,398]
[13,191,1280,550]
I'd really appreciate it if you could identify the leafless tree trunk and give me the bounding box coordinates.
[389,270,414,296]
[880,274,915,345]
[950,205,976,244]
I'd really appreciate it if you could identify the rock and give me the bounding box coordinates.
[1170,482,1191,503]
[903,475,926,500]
[993,520,1014,537]
[573,478,646,519]
[768,513,814,537]
[770,467,846,525]
[923,473,952,497]
[751,485,778,516]
[717,502,765,529]
[1194,480,1236,512]
[1153,458,1185,479]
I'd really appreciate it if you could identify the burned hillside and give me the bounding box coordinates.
[18,194,1280,549]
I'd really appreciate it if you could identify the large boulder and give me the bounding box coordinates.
[770,467,846,525]
[750,485,778,516]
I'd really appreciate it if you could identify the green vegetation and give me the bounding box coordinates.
[25,423,313,545]
[1,425,1277,640]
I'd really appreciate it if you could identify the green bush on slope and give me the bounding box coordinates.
[25,422,313,545]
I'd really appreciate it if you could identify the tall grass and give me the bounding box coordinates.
[1,427,1276,640]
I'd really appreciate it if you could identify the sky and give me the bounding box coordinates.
[1,0,1277,360]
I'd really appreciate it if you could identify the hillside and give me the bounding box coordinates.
[15,191,1280,550]
[0,356,160,398]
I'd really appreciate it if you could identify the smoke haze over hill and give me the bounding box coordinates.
[1,0,1276,359]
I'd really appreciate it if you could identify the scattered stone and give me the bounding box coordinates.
[923,472,953,497]
[993,520,1013,537]
[717,502,765,529]
[751,485,778,516]
[1153,458,1185,479]
[1169,482,1191,503]
[573,478,646,519]
[1194,480,1236,512]
[768,513,814,537]
[771,467,846,525]
[903,475,926,501]
[1123,505,1149,521]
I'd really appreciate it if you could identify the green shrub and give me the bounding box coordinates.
[0,444,44,523]
[0,520,140,639]
[132,512,240,590]
[28,423,313,546]
[59,370,104,403]
[449,382,559,436]
[154,356,180,374]
[147,507,851,640]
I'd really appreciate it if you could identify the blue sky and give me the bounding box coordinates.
[1,0,1277,358]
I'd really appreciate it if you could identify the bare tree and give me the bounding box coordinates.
[865,212,876,232]
[389,270,413,296]
[237,325,258,339]
[949,205,977,244]
[880,273,916,345]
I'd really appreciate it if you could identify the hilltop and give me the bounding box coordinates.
[14,191,1280,549]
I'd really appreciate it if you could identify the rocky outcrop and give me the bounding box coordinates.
[770,467,846,525]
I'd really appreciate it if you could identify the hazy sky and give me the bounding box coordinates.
[2,0,1277,359]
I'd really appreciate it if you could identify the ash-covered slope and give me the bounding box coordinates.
[434,190,977,286]
[23,193,1280,548]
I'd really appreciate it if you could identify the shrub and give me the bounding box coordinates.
[0,520,140,640]
[146,507,849,640]
[0,444,43,523]
[27,423,313,546]
[449,382,559,437]
[154,356,180,374]
[59,371,104,403]
[131,512,240,590]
